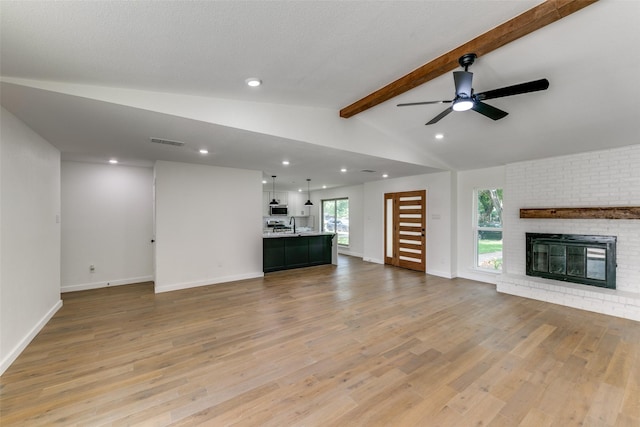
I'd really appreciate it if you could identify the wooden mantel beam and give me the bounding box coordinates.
[520,207,640,220]
[339,0,598,118]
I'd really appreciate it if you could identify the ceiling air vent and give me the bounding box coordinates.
[150,137,185,147]
[360,169,376,173]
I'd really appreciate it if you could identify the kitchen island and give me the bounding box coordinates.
[263,232,337,273]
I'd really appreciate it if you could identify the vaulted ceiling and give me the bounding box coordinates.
[1,1,638,191]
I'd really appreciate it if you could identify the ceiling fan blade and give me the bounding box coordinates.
[476,78,549,101]
[397,100,452,107]
[425,107,453,125]
[472,101,508,120]
[453,71,473,97]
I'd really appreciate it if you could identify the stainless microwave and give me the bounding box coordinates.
[269,205,288,216]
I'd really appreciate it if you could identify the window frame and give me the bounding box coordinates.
[321,197,349,247]
[473,188,503,272]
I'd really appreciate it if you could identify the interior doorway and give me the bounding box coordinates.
[384,190,426,272]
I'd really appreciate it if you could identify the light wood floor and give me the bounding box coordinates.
[1,256,639,426]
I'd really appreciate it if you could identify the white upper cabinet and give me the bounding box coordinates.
[288,191,303,216]
[263,191,311,216]
[263,191,289,216]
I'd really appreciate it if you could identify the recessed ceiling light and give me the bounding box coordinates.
[382,174,389,178]
[435,133,444,140]
[298,188,302,192]
[245,78,261,87]
[109,159,118,164]
[199,149,209,154]
[262,180,268,184]
[340,168,347,173]
[322,185,327,189]
[282,160,290,166]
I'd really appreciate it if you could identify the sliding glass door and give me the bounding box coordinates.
[322,198,349,246]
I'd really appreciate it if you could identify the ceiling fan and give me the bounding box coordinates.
[397,53,549,125]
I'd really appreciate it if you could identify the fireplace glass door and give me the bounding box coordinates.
[566,246,585,277]
[549,245,566,274]
[586,248,606,280]
[532,244,548,272]
[526,233,616,289]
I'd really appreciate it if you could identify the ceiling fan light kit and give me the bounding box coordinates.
[452,99,473,112]
[398,53,549,125]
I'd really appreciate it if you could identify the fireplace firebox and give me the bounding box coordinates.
[526,233,616,289]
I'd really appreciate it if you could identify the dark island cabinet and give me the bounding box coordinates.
[263,234,333,272]
[308,235,330,266]
[263,238,286,272]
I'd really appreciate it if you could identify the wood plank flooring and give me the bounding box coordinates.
[1,255,639,426]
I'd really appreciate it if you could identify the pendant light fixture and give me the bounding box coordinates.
[304,178,313,206]
[269,175,279,205]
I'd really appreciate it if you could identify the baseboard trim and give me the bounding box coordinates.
[0,299,63,376]
[338,249,363,258]
[61,275,154,293]
[456,270,499,285]
[154,272,264,293]
[427,269,455,279]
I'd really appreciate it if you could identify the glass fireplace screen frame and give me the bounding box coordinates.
[525,233,616,289]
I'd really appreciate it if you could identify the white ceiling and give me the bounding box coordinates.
[1,1,639,191]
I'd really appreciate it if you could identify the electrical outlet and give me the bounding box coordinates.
[89,264,95,272]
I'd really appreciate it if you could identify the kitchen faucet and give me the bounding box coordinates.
[289,216,296,234]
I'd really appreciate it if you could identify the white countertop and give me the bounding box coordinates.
[263,231,335,239]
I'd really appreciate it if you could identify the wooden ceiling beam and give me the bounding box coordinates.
[339,0,598,118]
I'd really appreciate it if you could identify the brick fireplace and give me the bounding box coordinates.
[525,233,616,289]
[496,145,640,322]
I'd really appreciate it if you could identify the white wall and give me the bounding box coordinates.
[61,161,154,292]
[313,184,365,257]
[362,171,455,278]
[154,161,263,292]
[1,107,62,375]
[456,166,506,283]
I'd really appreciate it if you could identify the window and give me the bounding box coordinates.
[475,189,503,271]
[322,198,349,246]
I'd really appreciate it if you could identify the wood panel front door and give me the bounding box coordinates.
[384,190,426,272]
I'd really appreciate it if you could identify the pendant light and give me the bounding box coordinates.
[304,178,313,206]
[269,175,279,205]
